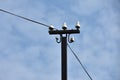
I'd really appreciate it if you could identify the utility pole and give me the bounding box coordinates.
[49,22,80,80]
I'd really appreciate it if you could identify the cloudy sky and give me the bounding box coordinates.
[0,0,120,80]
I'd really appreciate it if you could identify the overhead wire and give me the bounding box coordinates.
[0,8,93,80]
[0,8,56,29]
[67,43,93,80]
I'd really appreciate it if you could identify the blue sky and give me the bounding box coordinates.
[0,0,120,80]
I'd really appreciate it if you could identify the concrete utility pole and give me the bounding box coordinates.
[49,22,80,80]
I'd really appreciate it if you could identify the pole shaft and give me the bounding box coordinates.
[61,36,67,80]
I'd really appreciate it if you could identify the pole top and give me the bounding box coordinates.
[49,22,80,35]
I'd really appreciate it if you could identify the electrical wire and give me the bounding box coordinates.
[0,8,93,80]
[67,43,93,80]
[0,8,56,29]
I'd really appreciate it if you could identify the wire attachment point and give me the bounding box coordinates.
[55,35,61,43]
[68,34,75,43]
[49,25,54,31]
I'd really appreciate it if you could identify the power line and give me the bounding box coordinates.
[0,8,55,29]
[0,8,92,80]
[67,43,93,80]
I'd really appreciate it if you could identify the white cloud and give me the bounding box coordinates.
[67,0,120,80]
[0,0,120,80]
